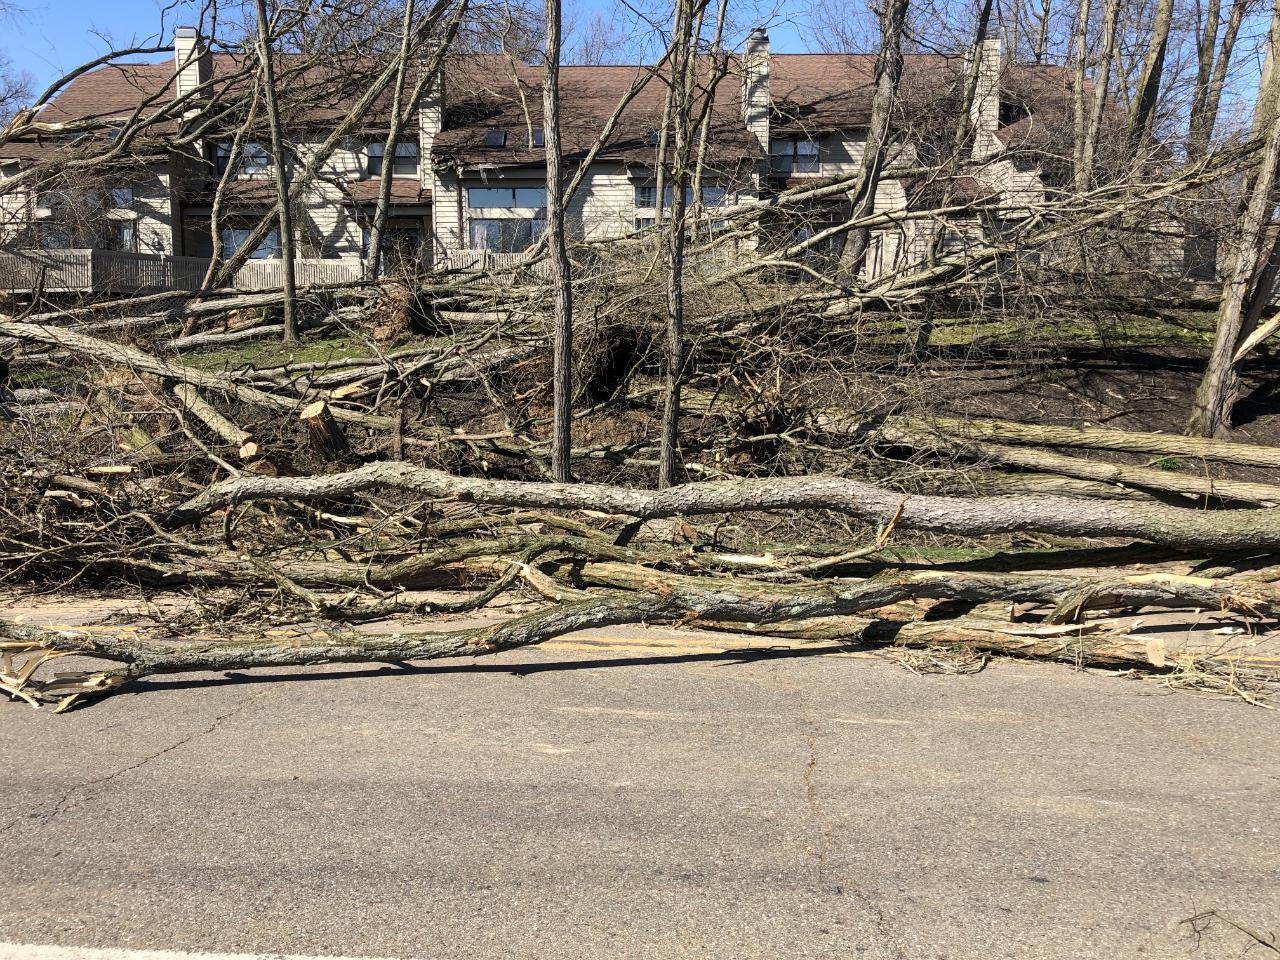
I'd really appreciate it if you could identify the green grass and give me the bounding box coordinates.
[1151,456,1184,471]
[185,334,381,373]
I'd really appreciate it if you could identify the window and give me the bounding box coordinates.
[215,143,270,176]
[770,139,820,176]
[469,218,546,253]
[97,220,135,252]
[87,188,133,211]
[242,143,270,175]
[392,142,418,176]
[366,142,384,177]
[221,227,280,259]
[484,129,507,148]
[635,217,656,231]
[467,186,546,209]
[361,219,423,269]
[39,224,72,249]
[635,184,726,208]
[529,129,544,148]
[366,142,417,176]
[645,128,660,146]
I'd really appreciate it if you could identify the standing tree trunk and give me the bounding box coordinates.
[365,0,417,282]
[1188,0,1280,437]
[254,0,299,343]
[1071,0,1091,185]
[658,0,699,488]
[544,0,573,482]
[838,0,910,278]
[201,82,261,293]
[1123,0,1175,150]
[1075,0,1121,191]
[1184,0,1256,161]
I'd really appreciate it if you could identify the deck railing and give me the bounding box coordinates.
[0,249,366,293]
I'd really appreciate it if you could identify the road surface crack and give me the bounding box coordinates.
[770,665,907,958]
[2,690,271,834]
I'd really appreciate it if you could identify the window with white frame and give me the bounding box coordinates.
[466,185,547,252]
[215,142,270,176]
[634,184,727,209]
[367,142,419,177]
[221,227,280,259]
[468,186,546,209]
[770,139,820,176]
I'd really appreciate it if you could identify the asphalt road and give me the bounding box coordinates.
[2,625,1278,959]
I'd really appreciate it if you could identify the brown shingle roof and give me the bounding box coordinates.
[431,58,759,168]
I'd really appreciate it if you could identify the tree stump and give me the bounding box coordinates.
[300,399,352,460]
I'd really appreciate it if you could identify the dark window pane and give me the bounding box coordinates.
[392,142,418,176]
[513,187,546,208]
[366,143,384,177]
[484,129,507,148]
[635,185,656,207]
[530,130,544,147]
[243,144,269,175]
[468,187,514,208]
[469,218,545,253]
[795,140,820,173]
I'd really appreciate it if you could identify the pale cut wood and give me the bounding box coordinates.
[172,384,252,446]
[300,399,351,460]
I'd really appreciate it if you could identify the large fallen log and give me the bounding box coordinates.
[1,566,1272,710]
[812,413,1280,505]
[911,414,1280,469]
[161,460,1280,551]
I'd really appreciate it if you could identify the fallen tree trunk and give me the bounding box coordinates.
[812,413,1280,505]
[172,384,252,447]
[162,460,1280,551]
[893,414,1280,469]
[0,320,394,430]
[2,566,1270,710]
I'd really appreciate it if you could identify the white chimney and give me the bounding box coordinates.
[969,37,1002,160]
[418,52,444,187]
[742,28,770,153]
[174,27,210,101]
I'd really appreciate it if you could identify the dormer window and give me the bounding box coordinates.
[216,142,270,176]
[529,129,544,148]
[366,142,419,176]
[770,139,819,176]
[392,142,418,175]
[242,143,270,175]
[485,129,507,148]
[645,128,660,146]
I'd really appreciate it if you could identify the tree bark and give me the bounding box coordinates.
[300,399,353,460]
[172,384,252,447]
[1124,0,1175,150]
[365,0,417,282]
[2,567,1268,709]
[1186,0,1250,159]
[839,0,909,278]
[544,0,574,482]
[161,459,1280,551]
[254,0,299,343]
[1075,0,1121,190]
[1188,0,1280,437]
[658,0,699,489]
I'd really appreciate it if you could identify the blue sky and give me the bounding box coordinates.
[3,0,814,97]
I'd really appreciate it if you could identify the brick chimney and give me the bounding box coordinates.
[969,37,1002,160]
[741,28,770,153]
[174,27,210,101]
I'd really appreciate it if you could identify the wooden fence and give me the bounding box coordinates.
[0,250,366,294]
